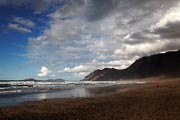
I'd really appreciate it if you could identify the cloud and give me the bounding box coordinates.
[151,2,180,30]
[37,66,51,77]
[50,74,56,77]
[13,16,35,28]
[8,23,32,33]
[48,0,85,19]
[61,65,91,73]
[119,1,180,58]
[150,3,180,39]
[123,30,159,45]
[0,0,63,13]
[152,21,180,39]
[25,0,180,80]
[44,19,84,41]
[84,0,119,21]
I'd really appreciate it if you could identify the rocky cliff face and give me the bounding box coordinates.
[82,50,180,81]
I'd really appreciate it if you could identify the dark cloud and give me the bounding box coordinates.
[86,0,119,21]
[85,0,178,22]
[126,20,180,46]
[0,0,63,12]
[123,30,158,45]
[153,21,180,39]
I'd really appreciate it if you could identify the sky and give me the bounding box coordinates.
[1,0,180,80]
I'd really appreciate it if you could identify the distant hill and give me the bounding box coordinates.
[23,78,65,82]
[82,49,180,81]
[46,79,65,82]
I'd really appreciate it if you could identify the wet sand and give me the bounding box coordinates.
[0,78,180,120]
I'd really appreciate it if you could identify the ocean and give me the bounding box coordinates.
[0,80,145,107]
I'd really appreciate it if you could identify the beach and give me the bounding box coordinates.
[0,78,180,120]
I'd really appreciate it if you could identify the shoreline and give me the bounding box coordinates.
[0,81,147,108]
[0,78,180,120]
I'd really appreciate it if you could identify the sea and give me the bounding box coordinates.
[0,80,146,107]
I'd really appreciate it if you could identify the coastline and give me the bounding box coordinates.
[0,81,146,108]
[0,78,180,120]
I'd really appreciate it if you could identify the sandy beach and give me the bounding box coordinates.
[0,78,180,120]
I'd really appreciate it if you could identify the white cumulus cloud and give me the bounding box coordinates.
[37,66,51,77]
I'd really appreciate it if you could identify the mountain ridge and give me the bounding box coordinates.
[82,49,180,81]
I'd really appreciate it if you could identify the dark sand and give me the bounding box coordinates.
[0,78,180,120]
